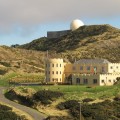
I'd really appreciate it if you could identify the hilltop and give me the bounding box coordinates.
[19,24,120,62]
[0,46,45,74]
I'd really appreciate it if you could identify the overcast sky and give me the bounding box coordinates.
[0,0,120,45]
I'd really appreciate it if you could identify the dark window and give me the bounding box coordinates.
[60,78,61,81]
[110,66,113,69]
[109,80,111,82]
[49,71,50,74]
[56,71,58,74]
[52,71,54,74]
[76,78,80,84]
[83,79,88,84]
[93,79,97,84]
[60,64,61,67]
[56,64,58,67]
[60,71,61,74]
[52,64,54,67]
[52,78,54,81]
[116,66,118,69]
[102,67,105,73]
[80,66,83,70]
[101,80,104,83]
[87,66,90,70]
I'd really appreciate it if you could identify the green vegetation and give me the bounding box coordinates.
[0,104,26,120]
[27,85,120,100]
[0,72,18,86]
[57,99,120,120]
[5,85,120,120]
[0,72,45,86]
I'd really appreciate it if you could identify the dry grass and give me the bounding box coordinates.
[0,102,33,120]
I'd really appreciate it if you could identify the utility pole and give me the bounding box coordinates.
[78,102,82,120]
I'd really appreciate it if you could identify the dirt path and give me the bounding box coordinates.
[0,87,46,120]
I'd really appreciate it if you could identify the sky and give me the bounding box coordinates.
[0,0,120,46]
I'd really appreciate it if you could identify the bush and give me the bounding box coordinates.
[33,90,64,105]
[114,96,120,101]
[0,104,25,120]
[82,98,94,103]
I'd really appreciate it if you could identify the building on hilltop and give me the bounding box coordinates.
[45,58,120,86]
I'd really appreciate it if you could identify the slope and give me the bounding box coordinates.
[0,46,45,74]
[20,24,120,62]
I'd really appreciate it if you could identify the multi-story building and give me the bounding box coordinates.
[45,58,120,86]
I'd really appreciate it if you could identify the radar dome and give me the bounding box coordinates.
[70,19,84,31]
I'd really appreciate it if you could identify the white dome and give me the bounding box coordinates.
[70,19,84,31]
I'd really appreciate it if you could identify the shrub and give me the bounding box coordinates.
[82,98,94,103]
[0,104,25,120]
[33,90,64,105]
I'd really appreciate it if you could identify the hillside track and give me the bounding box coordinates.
[0,87,46,120]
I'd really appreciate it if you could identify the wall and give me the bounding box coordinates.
[72,74,100,86]
[47,30,70,39]
[64,63,108,75]
[108,63,120,74]
[100,74,120,86]
[45,58,65,83]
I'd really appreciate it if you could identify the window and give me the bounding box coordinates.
[113,80,116,83]
[60,78,61,81]
[72,66,76,70]
[52,64,54,67]
[60,64,61,67]
[76,78,80,84]
[109,80,111,82]
[56,71,58,74]
[52,71,54,74]
[52,78,54,81]
[116,66,118,69]
[60,71,61,74]
[49,71,50,74]
[80,66,83,70]
[83,79,88,84]
[56,64,58,67]
[102,67,105,73]
[93,79,97,84]
[87,66,90,70]
[110,66,113,69]
[101,80,104,83]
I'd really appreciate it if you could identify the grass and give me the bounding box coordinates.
[0,72,18,86]
[26,84,120,100]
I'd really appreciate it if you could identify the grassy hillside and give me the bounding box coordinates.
[20,24,120,62]
[0,46,45,74]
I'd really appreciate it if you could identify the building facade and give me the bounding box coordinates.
[45,58,120,86]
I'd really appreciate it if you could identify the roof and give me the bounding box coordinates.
[74,59,110,64]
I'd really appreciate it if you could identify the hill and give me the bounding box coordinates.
[0,46,45,74]
[20,24,120,62]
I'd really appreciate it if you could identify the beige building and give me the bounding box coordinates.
[45,58,120,86]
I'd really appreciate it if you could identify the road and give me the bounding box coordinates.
[0,87,46,120]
